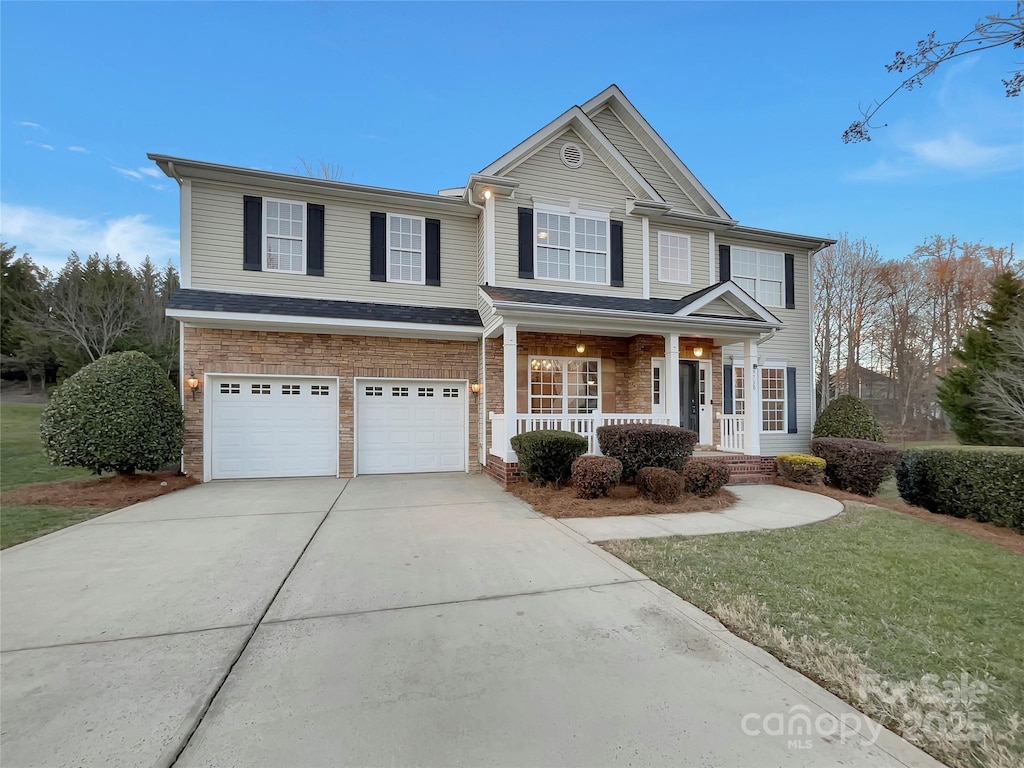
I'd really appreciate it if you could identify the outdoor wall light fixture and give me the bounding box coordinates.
[470,382,482,395]
[693,346,704,358]
[186,370,201,400]
[576,333,587,354]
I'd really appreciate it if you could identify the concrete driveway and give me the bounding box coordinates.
[1,474,940,768]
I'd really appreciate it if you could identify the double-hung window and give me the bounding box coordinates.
[264,198,305,273]
[732,247,784,307]
[535,206,609,284]
[529,356,600,414]
[658,232,691,284]
[731,365,787,432]
[388,213,424,284]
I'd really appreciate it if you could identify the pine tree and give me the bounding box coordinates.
[937,272,1024,444]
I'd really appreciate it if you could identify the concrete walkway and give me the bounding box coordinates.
[558,484,843,542]
[1,474,939,768]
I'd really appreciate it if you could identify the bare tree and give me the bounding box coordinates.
[844,3,1024,142]
[295,156,350,181]
[975,311,1024,444]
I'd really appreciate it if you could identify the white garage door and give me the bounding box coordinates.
[357,380,466,474]
[209,377,338,480]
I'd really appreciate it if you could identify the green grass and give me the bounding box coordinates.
[604,505,1023,768]
[1,403,108,548]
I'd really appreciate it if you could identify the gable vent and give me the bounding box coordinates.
[560,142,584,169]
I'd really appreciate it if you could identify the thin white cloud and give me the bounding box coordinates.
[39,144,54,151]
[908,132,1021,172]
[113,166,144,180]
[17,121,41,129]
[0,203,178,271]
[149,184,168,191]
[112,164,163,181]
[67,146,88,153]
[139,167,161,178]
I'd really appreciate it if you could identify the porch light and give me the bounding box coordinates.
[470,382,482,395]
[693,346,704,358]
[483,189,492,200]
[186,369,201,400]
[576,334,586,354]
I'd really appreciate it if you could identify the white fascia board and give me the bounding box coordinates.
[165,308,482,340]
[490,300,782,333]
[580,86,732,220]
[676,281,782,325]
[725,226,835,252]
[179,179,192,287]
[147,154,479,219]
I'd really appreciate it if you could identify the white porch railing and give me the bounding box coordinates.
[489,412,671,458]
[716,413,745,453]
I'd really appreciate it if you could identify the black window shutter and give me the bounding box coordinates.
[718,244,731,282]
[517,207,534,279]
[723,364,734,414]
[786,366,798,433]
[784,253,795,309]
[370,212,386,282]
[425,218,441,286]
[306,204,325,276]
[610,220,624,287]
[243,196,262,271]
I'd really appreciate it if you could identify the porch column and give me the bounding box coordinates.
[744,338,761,456]
[665,333,680,427]
[503,323,518,459]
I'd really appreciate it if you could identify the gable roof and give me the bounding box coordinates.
[580,86,731,220]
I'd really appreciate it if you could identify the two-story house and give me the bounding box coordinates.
[152,85,832,484]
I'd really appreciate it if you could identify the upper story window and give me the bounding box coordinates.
[658,232,691,284]
[535,206,609,285]
[264,199,305,273]
[387,214,425,284]
[732,247,784,307]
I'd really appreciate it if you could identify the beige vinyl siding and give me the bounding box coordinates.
[649,224,712,298]
[590,107,701,214]
[190,180,479,309]
[698,297,745,317]
[720,245,813,454]
[493,129,644,298]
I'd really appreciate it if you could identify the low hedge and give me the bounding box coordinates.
[571,455,623,499]
[680,460,730,497]
[776,453,826,485]
[596,424,698,481]
[636,467,683,504]
[510,430,587,485]
[896,447,1024,531]
[810,437,901,496]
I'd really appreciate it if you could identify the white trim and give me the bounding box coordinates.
[533,202,611,286]
[262,197,307,274]
[203,372,341,482]
[808,248,817,419]
[502,324,518,457]
[650,356,665,414]
[386,212,427,285]
[759,365,788,434]
[665,334,680,427]
[179,321,186,475]
[641,216,650,299]
[657,231,692,285]
[729,246,785,309]
[353,376,470,477]
[673,281,783,325]
[527,355,602,416]
[484,193,496,286]
[180,179,192,288]
[165,308,482,339]
[490,302,781,335]
[708,230,716,287]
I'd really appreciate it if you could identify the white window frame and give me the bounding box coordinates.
[733,365,746,416]
[657,231,691,285]
[386,212,426,285]
[528,355,602,415]
[760,366,787,433]
[651,358,664,411]
[262,197,306,274]
[732,247,784,308]
[534,203,611,286]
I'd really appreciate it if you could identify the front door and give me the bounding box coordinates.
[679,361,699,434]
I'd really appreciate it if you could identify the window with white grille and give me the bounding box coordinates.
[311,385,331,396]
[443,387,459,398]
[281,384,301,396]
[264,199,305,273]
[365,386,383,397]
[529,357,600,414]
[761,367,786,432]
[388,214,424,284]
[392,386,409,397]
[733,367,746,415]
[732,247,783,307]
[535,205,608,284]
[251,384,271,395]
[418,387,435,397]
[658,232,691,284]
[220,383,240,395]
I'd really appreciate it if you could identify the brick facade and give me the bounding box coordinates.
[183,326,481,479]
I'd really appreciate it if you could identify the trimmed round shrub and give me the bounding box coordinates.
[810,437,901,497]
[571,455,623,499]
[636,467,684,503]
[813,395,885,442]
[510,429,587,485]
[776,453,826,485]
[596,424,698,481]
[681,460,730,497]
[41,351,184,475]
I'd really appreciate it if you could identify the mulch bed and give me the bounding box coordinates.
[508,481,736,519]
[773,478,1024,556]
[2,471,198,510]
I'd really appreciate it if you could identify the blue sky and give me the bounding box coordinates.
[2,1,1022,272]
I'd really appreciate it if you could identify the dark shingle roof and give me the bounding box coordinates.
[166,289,483,327]
[481,282,733,316]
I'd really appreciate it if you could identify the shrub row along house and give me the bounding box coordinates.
[152,86,833,484]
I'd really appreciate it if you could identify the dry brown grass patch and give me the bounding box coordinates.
[2,471,197,509]
[508,481,736,518]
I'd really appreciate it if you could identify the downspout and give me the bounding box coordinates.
[464,186,489,466]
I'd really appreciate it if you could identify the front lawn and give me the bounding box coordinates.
[1,403,92,490]
[604,503,1023,768]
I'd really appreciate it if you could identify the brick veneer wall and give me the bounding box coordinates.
[183,326,481,479]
